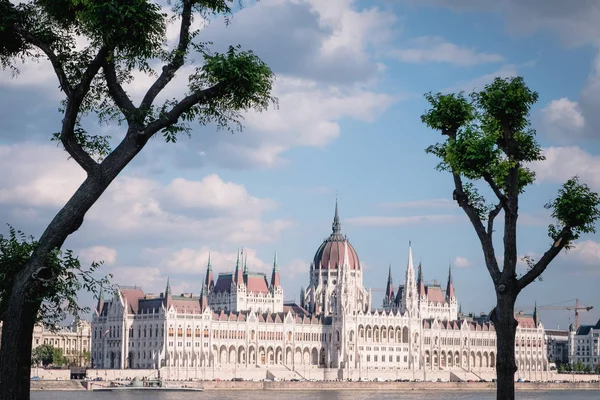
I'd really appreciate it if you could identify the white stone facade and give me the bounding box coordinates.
[568,320,600,368]
[91,205,549,381]
[1,320,91,367]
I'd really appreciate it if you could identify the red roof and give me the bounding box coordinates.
[120,288,145,313]
[171,298,201,314]
[313,239,360,270]
[425,286,445,303]
[247,274,269,293]
[516,315,536,329]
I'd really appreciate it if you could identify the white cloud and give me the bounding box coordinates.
[79,246,118,266]
[379,198,455,209]
[164,175,276,215]
[345,215,459,227]
[531,147,600,192]
[445,64,519,92]
[281,259,309,279]
[391,36,503,66]
[110,266,164,293]
[164,247,271,276]
[566,240,600,267]
[0,142,85,208]
[0,143,292,246]
[453,256,471,268]
[540,98,585,140]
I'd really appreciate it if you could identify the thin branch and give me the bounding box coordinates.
[60,47,110,174]
[73,46,109,100]
[452,172,502,283]
[483,172,509,212]
[517,227,572,289]
[139,0,194,111]
[141,82,226,137]
[487,201,503,238]
[13,26,73,97]
[102,60,137,123]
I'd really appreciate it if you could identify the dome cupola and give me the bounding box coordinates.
[312,199,360,270]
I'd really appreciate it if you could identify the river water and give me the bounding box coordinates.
[30,390,600,400]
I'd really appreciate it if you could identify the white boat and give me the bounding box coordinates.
[92,376,203,392]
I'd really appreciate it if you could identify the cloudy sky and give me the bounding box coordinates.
[1,0,599,330]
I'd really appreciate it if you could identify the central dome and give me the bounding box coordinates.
[312,201,360,270]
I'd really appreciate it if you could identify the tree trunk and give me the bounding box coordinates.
[0,135,143,400]
[494,291,518,400]
[0,258,44,400]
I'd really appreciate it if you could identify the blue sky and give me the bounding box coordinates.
[1,0,599,331]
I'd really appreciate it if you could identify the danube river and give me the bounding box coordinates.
[30,390,600,400]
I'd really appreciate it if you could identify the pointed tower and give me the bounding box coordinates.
[234,248,244,286]
[200,283,209,311]
[204,253,214,291]
[332,197,341,236]
[270,251,281,289]
[163,277,172,309]
[96,285,104,316]
[402,241,418,315]
[417,263,426,297]
[165,277,172,297]
[533,301,538,326]
[383,264,394,309]
[446,264,455,300]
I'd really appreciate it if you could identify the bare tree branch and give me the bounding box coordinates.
[487,201,503,238]
[13,26,73,97]
[73,47,109,100]
[517,227,572,289]
[60,47,110,174]
[452,172,502,283]
[102,60,137,123]
[483,172,509,211]
[139,0,194,111]
[142,82,226,137]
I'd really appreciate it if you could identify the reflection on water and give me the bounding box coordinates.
[31,390,600,400]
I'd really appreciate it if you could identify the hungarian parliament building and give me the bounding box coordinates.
[91,203,550,381]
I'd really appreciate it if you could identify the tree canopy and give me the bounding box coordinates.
[31,344,66,367]
[422,77,600,287]
[0,2,277,399]
[0,227,111,326]
[421,76,600,400]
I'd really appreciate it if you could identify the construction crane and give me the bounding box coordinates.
[518,298,593,330]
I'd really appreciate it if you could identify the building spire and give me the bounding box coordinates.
[533,301,538,325]
[165,277,171,296]
[200,282,208,311]
[385,264,394,302]
[235,248,244,285]
[204,253,214,291]
[446,262,455,300]
[96,284,104,315]
[332,197,341,234]
[243,252,248,274]
[270,251,280,288]
[417,262,426,297]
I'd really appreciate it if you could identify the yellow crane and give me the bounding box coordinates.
[518,299,593,330]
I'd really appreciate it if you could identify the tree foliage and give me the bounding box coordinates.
[421,77,600,282]
[31,344,66,367]
[421,76,600,400]
[0,227,112,326]
[0,2,276,398]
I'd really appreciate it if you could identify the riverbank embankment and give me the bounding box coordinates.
[32,380,600,392]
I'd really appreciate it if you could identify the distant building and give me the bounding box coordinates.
[545,329,569,364]
[568,319,600,369]
[92,201,549,381]
[0,320,91,367]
